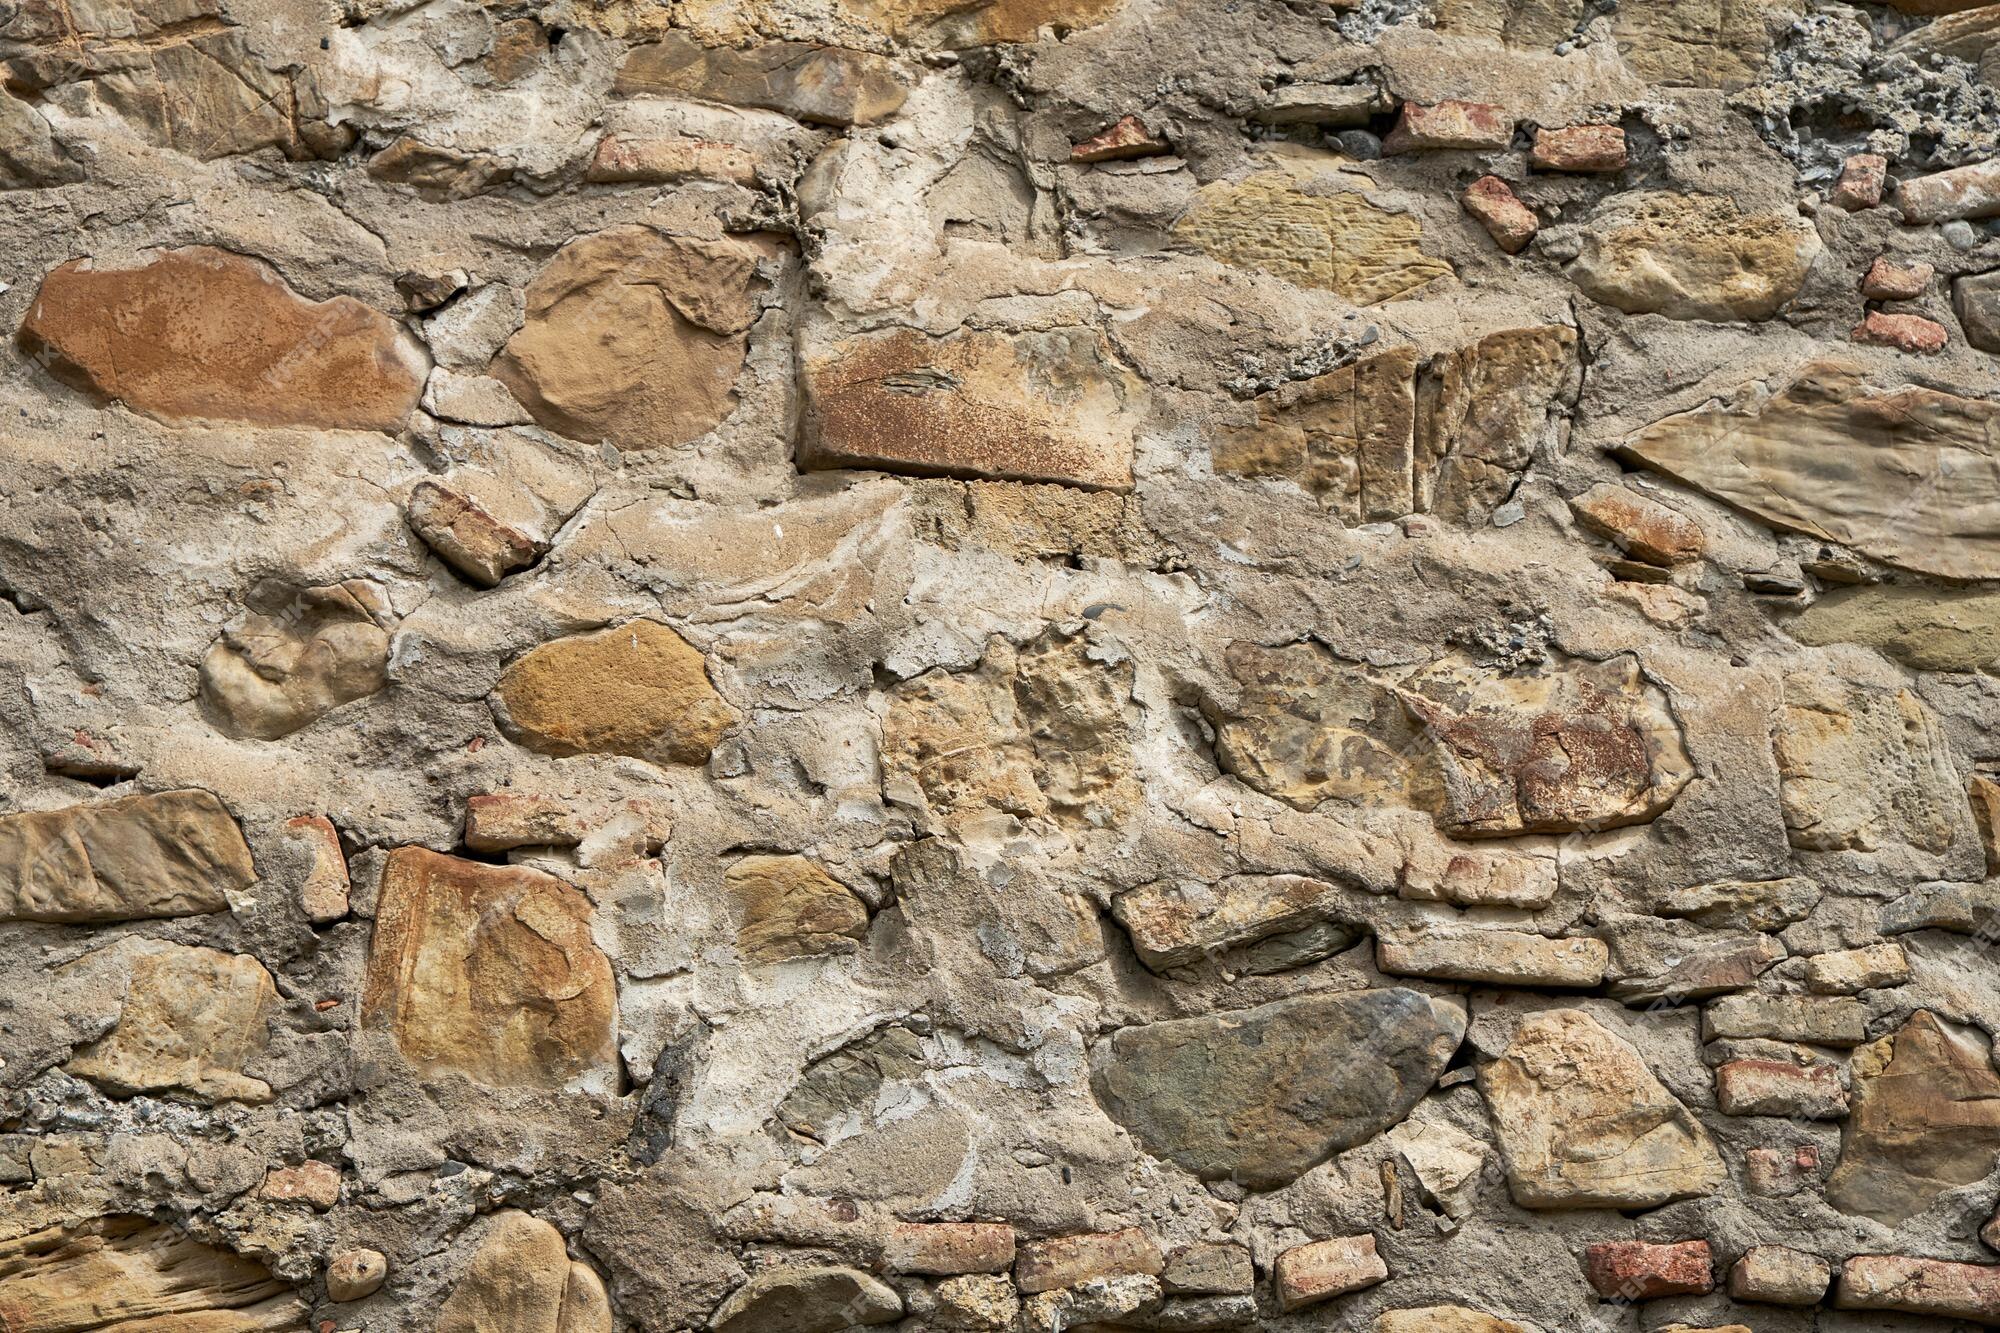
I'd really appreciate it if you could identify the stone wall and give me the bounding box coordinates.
[3,0,2000,1328]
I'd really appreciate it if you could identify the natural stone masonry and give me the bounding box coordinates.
[19,248,426,431]
[6,0,2000,1326]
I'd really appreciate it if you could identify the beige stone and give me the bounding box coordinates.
[1399,845,1559,909]
[1621,360,2000,580]
[1610,0,1804,89]
[1773,675,1970,856]
[1175,160,1453,304]
[724,854,869,962]
[1834,1254,2000,1321]
[463,794,587,852]
[0,789,253,923]
[1565,193,1820,320]
[284,814,350,924]
[930,1273,1020,1329]
[1703,993,1867,1046]
[438,1210,613,1333]
[588,134,758,186]
[1274,1235,1388,1311]
[1651,876,1819,932]
[1111,873,1355,970]
[837,0,1127,44]
[20,247,424,430]
[200,580,392,741]
[1804,942,1910,993]
[1016,1228,1163,1293]
[1378,925,1609,987]
[495,619,738,767]
[1790,584,2000,673]
[64,939,277,1103]
[492,226,771,451]
[0,1216,305,1329]
[1727,1245,1829,1306]
[798,324,1142,490]
[710,1266,902,1331]
[616,35,907,127]
[360,848,619,1093]
[1826,1011,2000,1225]
[1377,1309,1541,1333]
[366,136,513,199]
[1433,0,1585,49]
[1479,1009,1725,1208]
[327,1247,390,1301]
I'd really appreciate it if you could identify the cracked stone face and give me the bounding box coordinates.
[5,0,2000,1326]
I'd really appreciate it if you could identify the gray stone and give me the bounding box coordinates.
[1956,269,2000,352]
[709,1266,902,1333]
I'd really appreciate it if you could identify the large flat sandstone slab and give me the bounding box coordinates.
[0,789,254,923]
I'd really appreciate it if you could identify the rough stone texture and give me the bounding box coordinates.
[1728,1245,1829,1306]
[1479,1010,1726,1209]
[0,789,253,923]
[1834,1254,2000,1321]
[1274,1235,1389,1312]
[495,619,738,766]
[1090,990,1465,1189]
[1583,1240,1714,1298]
[19,248,426,431]
[3,1,1995,1327]
[360,848,619,1094]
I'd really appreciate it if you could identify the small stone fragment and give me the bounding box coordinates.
[1162,1244,1254,1296]
[1728,1246,1829,1306]
[723,854,870,962]
[1831,153,1889,210]
[1016,1228,1163,1294]
[930,1274,1019,1330]
[1022,1275,1162,1332]
[587,134,758,186]
[1384,101,1513,153]
[366,137,513,199]
[1804,942,1910,994]
[495,620,738,766]
[1834,1254,2000,1321]
[1377,925,1609,987]
[463,794,586,852]
[406,479,543,587]
[0,789,253,923]
[883,1222,1016,1275]
[1071,114,1169,162]
[1254,83,1385,126]
[1530,124,1626,172]
[1860,256,1934,300]
[1702,994,1867,1046]
[260,1160,340,1209]
[1462,176,1539,254]
[326,1247,389,1301]
[617,34,908,127]
[1852,310,1949,354]
[1274,1235,1388,1312]
[1745,1145,1822,1196]
[1583,1240,1713,1298]
[1714,1059,1848,1119]
[284,815,350,924]
[1569,482,1705,565]
[1895,157,2000,223]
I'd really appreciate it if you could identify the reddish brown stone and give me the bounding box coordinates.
[1015,1228,1162,1294]
[1531,124,1627,172]
[1071,114,1169,162]
[1831,153,1888,210]
[260,1160,340,1210]
[283,815,350,925]
[462,794,585,852]
[587,134,758,186]
[1896,157,2000,223]
[882,1222,1017,1275]
[1835,1255,2000,1321]
[1861,256,1934,301]
[18,248,426,431]
[1715,1059,1849,1119]
[1462,176,1538,254]
[1583,1240,1714,1299]
[1384,100,1513,153]
[1569,482,1705,566]
[406,480,543,587]
[1274,1235,1388,1312]
[1852,310,1949,354]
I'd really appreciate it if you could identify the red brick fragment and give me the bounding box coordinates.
[1462,175,1538,254]
[1583,1240,1714,1299]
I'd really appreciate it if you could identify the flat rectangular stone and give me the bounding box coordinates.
[1702,994,1868,1047]
[1377,925,1608,987]
[1015,1227,1162,1294]
[1715,1059,1849,1119]
[1804,942,1910,994]
[1729,1245,1830,1306]
[1162,1243,1254,1296]
[1111,874,1351,969]
[0,790,253,923]
[1835,1254,2000,1321]
[1398,847,1558,909]
[1584,1240,1713,1298]
[1896,157,2000,222]
[1275,1235,1387,1312]
[882,1222,1016,1276]
[462,794,586,852]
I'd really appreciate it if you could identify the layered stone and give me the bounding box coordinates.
[1377,923,1609,987]
[1111,873,1358,971]
[0,789,253,923]
[723,854,870,962]
[1702,994,1867,1046]
[1714,1059,1848,1119]
[0,1216,305,1329]
[1773,675,1970,857]
[407,479,543,587]
[1583,1240,1713,1298]
[1090,989,1464,1189]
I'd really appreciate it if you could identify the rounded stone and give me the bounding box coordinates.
[326,1247,388,1301]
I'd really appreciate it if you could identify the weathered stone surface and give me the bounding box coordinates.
[1274,1235,1388,1312]
[1385,1118,1488,1224]
[366,137,513,199]
[1791,584,2000,673]
[407,479,543,587]
[1174,159,1453,303]
[1378,924,1609,987]
[1826,1011,2000,1225]
[1651,877,1819,932]
[1564,194,1820,320]
[588,134,759,186]
[929,1274,1019,1329]
[200,580,392,741]
[1831,153,1890,210]
[1022,1274,1161,1332]
[1956,269,2000,352]
[1746,1144,1823,1196]
[1111,873,1357,971]
[327,1247,390,1301]
[1383,100,1512,153]
[492,226,770,451]
[1091,989,1465,1189]
[1606,932,1783,1005]
[1621,360,2000,580]
[1479,1009,1725,1208]
[1377,1309,1540,1333]
[0,789,253,923]
[0,89,80,187]
[1396,654,1692,837]
[1213,326,1580,525]
[723,854,869,962]
[1462,176,1538,254]
[1804,942,1909,993]
[19,248,424,430]
[1609,0,1804,89]
[438,1210,613,1333]
[1254,83,1385,126]
[798,324,1142,490]
[1071,114,1168,162]
[882,1222,1015,1275]
[1400,845,1558,909]
[1162,1244,1254,1296]
[1583,1240,1713,1298]
[1728,1246,1829,1306]
[1714,1059,1848,1118]
[1773,675,1970,856]
[284,814,350,924]
[834,0,1130,46]
[0,1216,305,1329]
[260,1159,340,1208]
[463,794,588,852]
[1853,310,1949,354]
[1896,157,2000,223]
[1861,256,1933,300]
[495,619,738,767]
[1703,994,1867,1046]
[1834,1255,2000,1322]
[1569,482,1704,566]
[779,1023,927,1140]
[64,939,276,1103]
[1531,125,1626,172]
[1016,1228,1163,1293]
[360,848,619,1093]
[616,35,908,128]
